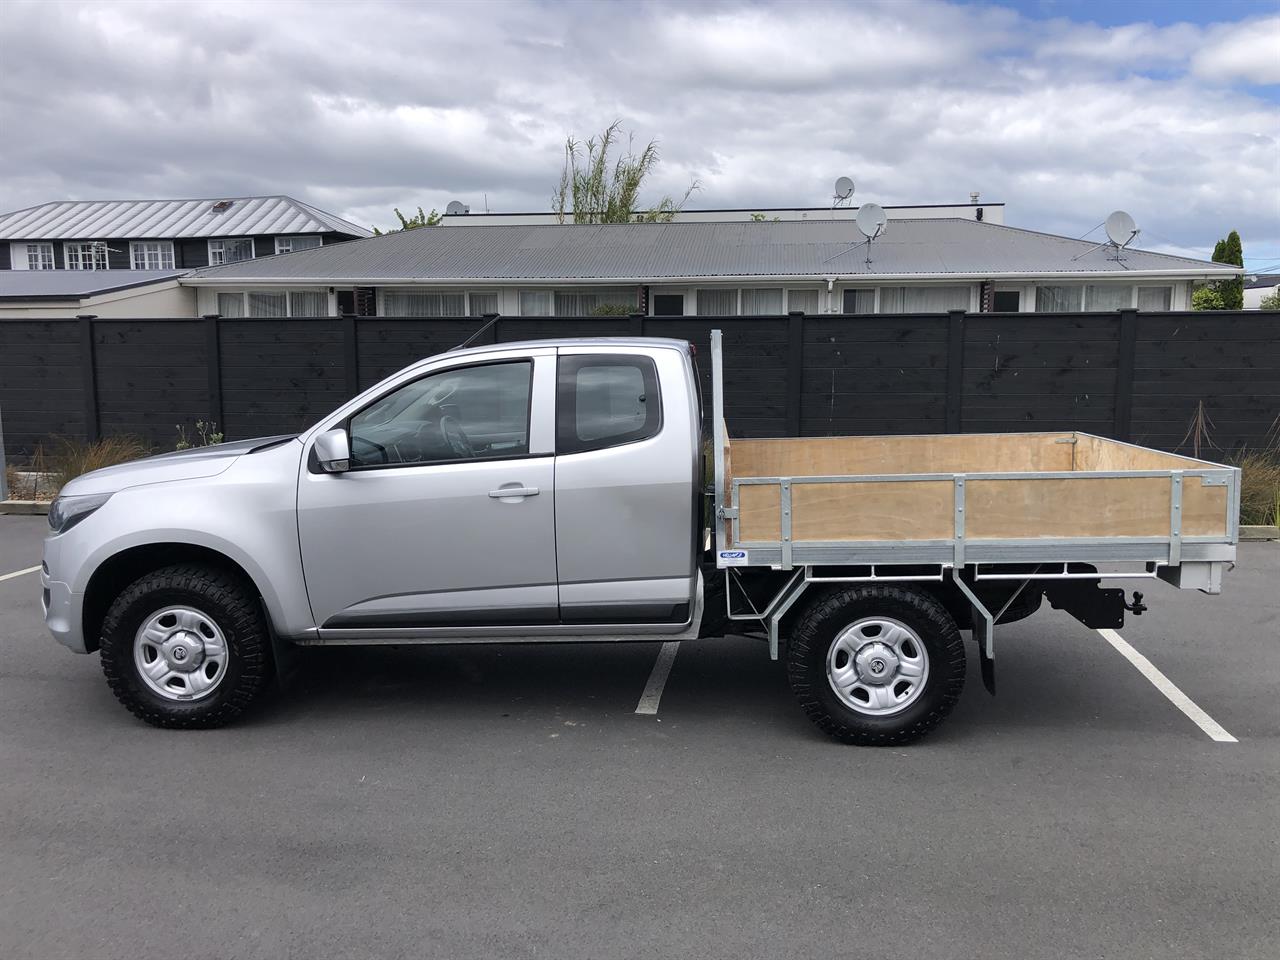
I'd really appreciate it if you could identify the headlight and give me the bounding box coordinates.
[48,493,113,534]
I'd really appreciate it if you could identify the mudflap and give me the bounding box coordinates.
[979,642,996,696]
[1043,580,1129,629]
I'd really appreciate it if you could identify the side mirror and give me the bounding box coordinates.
[314,427,351,473]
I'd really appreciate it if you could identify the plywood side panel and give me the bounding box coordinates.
[793,482,955,541]
[731,433,1076,479]
[737,484,781,542]
[1182,480,1229,537]
[1073,434,1218,472]
[967,477,1173,539]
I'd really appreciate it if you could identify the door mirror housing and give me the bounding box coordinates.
[314,427,351,473]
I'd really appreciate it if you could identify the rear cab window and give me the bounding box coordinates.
[556,355,661,454]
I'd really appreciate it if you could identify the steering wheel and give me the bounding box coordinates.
[439,415,474,458]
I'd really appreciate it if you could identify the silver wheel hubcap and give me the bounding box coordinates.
[133,606,229,701]
[826,617,930,716]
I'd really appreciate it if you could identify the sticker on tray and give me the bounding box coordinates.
[718,550,748,567]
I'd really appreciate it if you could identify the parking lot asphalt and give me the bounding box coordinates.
[1,512,1277,960]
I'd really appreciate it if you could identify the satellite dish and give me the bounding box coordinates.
[1104,210,1138,246]
[445,200,469,216]
[834,176,854,200]
[855,202,887,240]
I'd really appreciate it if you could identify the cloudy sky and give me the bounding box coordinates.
[1,0,1277,269]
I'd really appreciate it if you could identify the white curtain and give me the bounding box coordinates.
[469,292,499,316]
[880,286,970,313]
[519,291,553,316]
[787,290,820,314]
[384,291,466,316]
[1137,286,1172,311]
[289,291,328,317]
[842,289,875,313]
[247,292,287,318]
[217,293,245,318]
[740,288,784,315]
[1035,285,1083,311]
[696,289,736,316]
[1085,285,1134,310]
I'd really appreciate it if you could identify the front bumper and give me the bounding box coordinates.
[42,531,90,653]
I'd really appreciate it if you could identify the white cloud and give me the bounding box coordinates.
[0,0,1275,260]
[1193,17,1280,85]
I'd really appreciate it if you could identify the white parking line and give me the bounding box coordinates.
[0,565,41,583]
[635,641,681,715]
[1097,628,1237,743]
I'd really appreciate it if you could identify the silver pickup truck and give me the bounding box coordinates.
[42,331,1239,744]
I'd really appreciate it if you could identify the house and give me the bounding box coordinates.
[182,215,1242,318]
[0,196,372,273]
[0,270,193,319]
[1244,274,1280,310]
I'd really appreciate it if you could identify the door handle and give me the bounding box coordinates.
[489,485,540,498]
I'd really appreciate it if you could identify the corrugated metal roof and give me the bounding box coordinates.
[0,269,185,300]
[183,218,1239,283]
[0,196,373,240]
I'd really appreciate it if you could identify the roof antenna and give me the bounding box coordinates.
[449,313,500,351]
[820,201,888,266]
[831,176,854,216]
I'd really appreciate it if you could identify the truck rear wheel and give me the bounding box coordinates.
[786,585,966,745]
[99,564,272,729]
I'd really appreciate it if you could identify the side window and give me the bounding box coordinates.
[348,361,532,467]
[557,355,661,454]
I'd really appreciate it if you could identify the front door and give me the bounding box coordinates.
[297,353,559,631]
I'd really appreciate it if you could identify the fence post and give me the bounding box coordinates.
[77,315,99,443]
[342,314,360,396]
[203,315,223,429]
[946,309,965,433]
[786,311,805,437]
[629,312,645,337]
[1113,308,1138,441]
[0,400,8,501]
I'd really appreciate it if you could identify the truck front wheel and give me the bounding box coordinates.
[787,585,966,745]
[99,564,273,729]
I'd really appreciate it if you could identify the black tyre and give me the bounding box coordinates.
[786,585,965,746]
[99,564,272,729]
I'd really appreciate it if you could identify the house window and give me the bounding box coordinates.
[740,288,783,316]
[1084,285,1133,311]
[1137,286,1172,311]
[208,238,255,265]
[787,290,820,314]
[130,241,175,270]
[842,289,875,313]
[468,292,499,316]
[1035,285,1083,311]
[879,286,971,313]
[217,292,246,318]
[519,291,553,316]
[247,291,287,318]
[16,242,55,270]
[65,242,109,271]
[553,288,637,316]
[274,236,322,255]
[383,290,466,317]
[695,289,737,316]
[289,291,328,316]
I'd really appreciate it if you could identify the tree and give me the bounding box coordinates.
[1192,285,1227,310]
[1196,229,1244,310]
[1260,289,1280,310]
[552,120,698,224]
[372,206,442,235]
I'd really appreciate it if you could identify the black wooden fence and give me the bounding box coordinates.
[1,310,1276,459]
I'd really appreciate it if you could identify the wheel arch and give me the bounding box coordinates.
[81,543,265,654]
